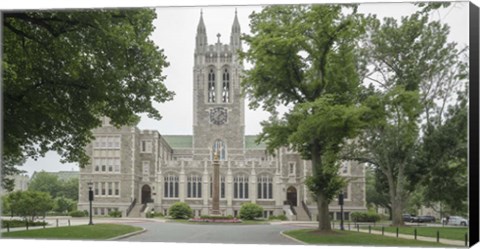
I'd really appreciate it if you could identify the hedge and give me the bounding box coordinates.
[351,211,381,222]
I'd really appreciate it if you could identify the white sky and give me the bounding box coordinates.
[4,1,471,177]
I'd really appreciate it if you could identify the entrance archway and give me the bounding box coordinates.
[286,186,297,206]
[141,185,152,204]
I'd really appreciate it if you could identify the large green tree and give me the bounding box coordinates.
[27,171,79,200]
[4,190,54,221]
[240,5,369,231]
[344,9,467,226]
[2,9,174,190]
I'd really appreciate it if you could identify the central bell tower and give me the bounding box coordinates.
[192,10,245,161]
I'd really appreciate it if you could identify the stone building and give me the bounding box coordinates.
[78,11,367,220]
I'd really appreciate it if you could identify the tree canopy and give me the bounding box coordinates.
[240,5,369,231]
[2,9,174,190]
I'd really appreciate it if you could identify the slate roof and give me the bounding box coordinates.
[161,135,266,149]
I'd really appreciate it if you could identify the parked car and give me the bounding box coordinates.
[402,214,415,222]
[413,215,436,223]
[447,216,468,226]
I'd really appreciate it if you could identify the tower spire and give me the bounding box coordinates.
[196,10,207,53]
[230,9,242,50]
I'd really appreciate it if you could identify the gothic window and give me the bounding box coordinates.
[141,140,152,153]
[187,175,202,198]
[210,175,226,198]
[208,69,216,102]
[233,174,249,199]
[212,139,226,160]
[289,162,295,175]
[142,161,150,177]
[222,68,230,102]
[257,175,273,199]
[340,161,349,175]
[164,174,179,198]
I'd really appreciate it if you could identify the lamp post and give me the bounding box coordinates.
[339,190,344,230]
[88,181,94,225]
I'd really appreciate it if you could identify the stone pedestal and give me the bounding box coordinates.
[211,152,221,215]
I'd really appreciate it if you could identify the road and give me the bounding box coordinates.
[118,221,303,244]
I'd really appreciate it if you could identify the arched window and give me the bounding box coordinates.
[210,175,225,198]
[208,69,216,103]
[234,174,249,199]
[212,139,226,160]
[164,174,179,198]
[257,175,273,199]
[187,174,202,198]
[222,68,230,102]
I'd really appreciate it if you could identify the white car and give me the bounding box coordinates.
[448,216,468,226]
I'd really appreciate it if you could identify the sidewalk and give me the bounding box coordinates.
[356,228,467,247]
[272,221,467,247]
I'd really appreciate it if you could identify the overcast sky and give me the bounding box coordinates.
[11,1,470,177]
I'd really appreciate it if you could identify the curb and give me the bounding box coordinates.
[108,227,147,240]
[280,230,307,245]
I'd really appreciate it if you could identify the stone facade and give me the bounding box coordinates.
[78,11,367,220]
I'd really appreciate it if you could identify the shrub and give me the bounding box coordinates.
[239,203,263,220]
[109,210,122,218]
[351,212,381,222]
[69,210,87,217]
[146,212,164,218]
[268,214,288,221]
[200,215,234,220]
[2,219,48,228]
[168,202,193,219]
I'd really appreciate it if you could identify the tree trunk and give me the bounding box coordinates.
[311,141,332,231]
[391,198,404,226]
[316,192,332,231]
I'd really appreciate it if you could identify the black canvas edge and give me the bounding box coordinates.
[469,1,480,247]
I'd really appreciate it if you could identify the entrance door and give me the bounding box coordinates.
[286,186,297,206]
[141,185,151,204]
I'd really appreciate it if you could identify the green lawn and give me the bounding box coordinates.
[369,226,468,241]
[285,229,457,247]
[1,223,142,240]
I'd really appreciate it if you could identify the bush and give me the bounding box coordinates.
[268,214,288,221]
[146,211,164,218]
[168,202,193,219]
[351,212,381,222]
[69,210,87,217]
[239,203,263,220]
[2,219,48,228]
[200,215,234,220]
[109,210,122,218]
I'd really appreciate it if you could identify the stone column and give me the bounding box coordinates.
[211,152,221,215]
[179,162,185,202]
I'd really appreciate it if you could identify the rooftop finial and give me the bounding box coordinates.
[201,8,203,16]
[217,33,221,43]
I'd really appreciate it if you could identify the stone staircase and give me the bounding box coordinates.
[127,203,144,217]
[294,205,311,221]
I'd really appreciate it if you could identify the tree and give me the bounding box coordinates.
[28,171,62,198]
[58,177,79,200]
[53,196,77,213]
[6,191,53,221]
[2,9,174,190]
[344,8,467,226]
[365,166,392,219]
[415,92,468,216]
[240,5,369,231]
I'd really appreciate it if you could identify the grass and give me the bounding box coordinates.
[285,229,457,247]
[1,223,142,240]
[368,226,468,241]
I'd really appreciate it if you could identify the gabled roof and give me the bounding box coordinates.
[162,135,193,149]
[245,135,266,149]
[161,135,267,150]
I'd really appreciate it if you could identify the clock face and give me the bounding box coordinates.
[210,107,227,125]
